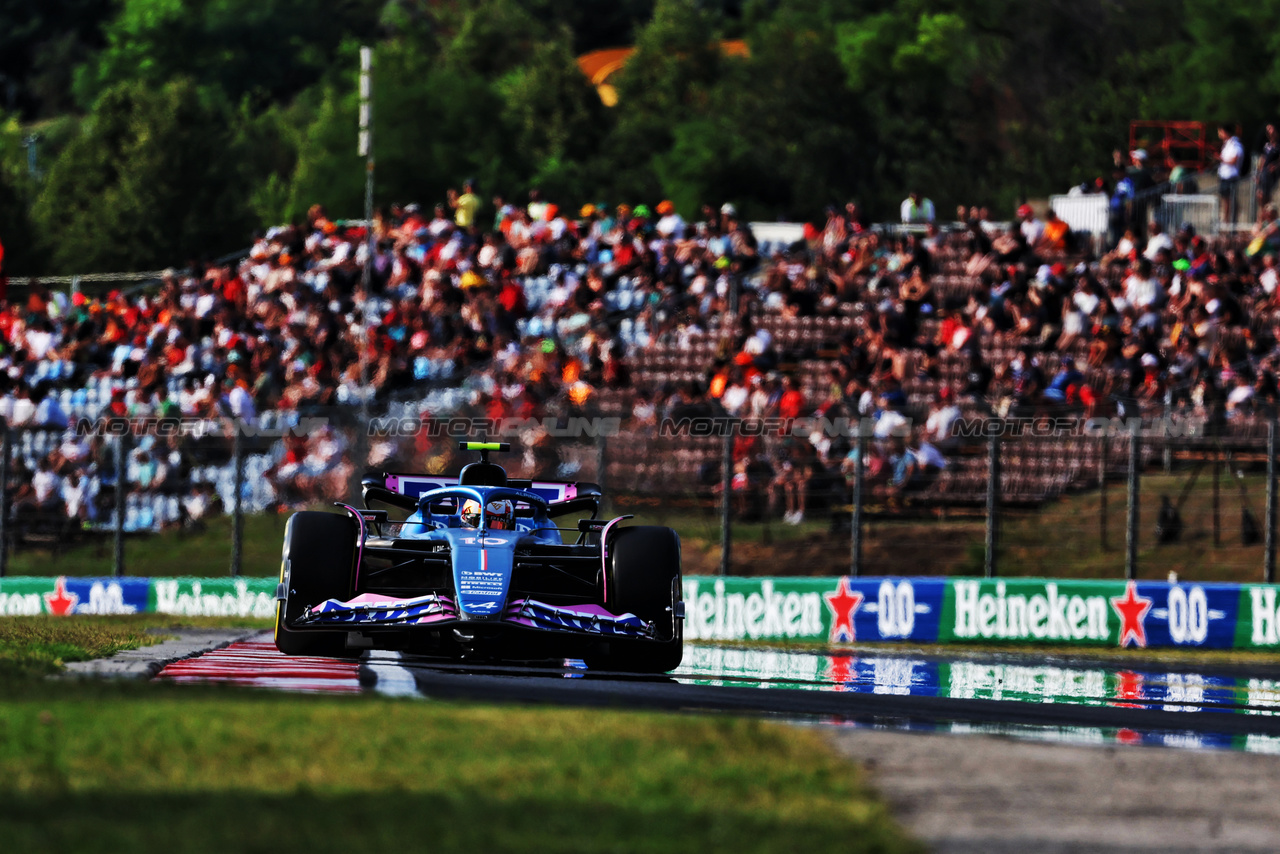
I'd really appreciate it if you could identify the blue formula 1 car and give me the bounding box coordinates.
[274,442,684,673]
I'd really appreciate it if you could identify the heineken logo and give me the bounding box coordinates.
[1250,587,1280,646]
[684,579,824,641]
[154,579,276,618]
[952,581,1112,642]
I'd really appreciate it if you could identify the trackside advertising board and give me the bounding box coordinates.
[681,577,1280,651]
[3,575,1280,651]
[0,577,276,618]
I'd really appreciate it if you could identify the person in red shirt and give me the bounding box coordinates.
[778,375,804,419]
[497,274,525,316]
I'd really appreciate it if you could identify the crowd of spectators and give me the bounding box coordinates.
[3,139,1280,531]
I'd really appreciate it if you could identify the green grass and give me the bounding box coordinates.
[0,615,270,679]
[0,616,921,854]
[990,472,1274,582]
[0,694,920,854]
[0,616,169,679]
[7,513,290,578]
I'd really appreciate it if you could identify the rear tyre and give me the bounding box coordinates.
[275,511,359,657]
[592,525,683,673]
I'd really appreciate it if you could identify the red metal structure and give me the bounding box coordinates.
[1129,121,1213,171]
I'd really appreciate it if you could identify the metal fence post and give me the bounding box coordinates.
[851,429,864,577]
[1126,430,1140,580]
[718,428,732,577]
[1266,419,1276,583]
[114,434,127,578]
[985,433,999,578]
[1212,447,1221,547]
[231,428,244,577]
[0,422,9,578]
[1099,435,1108,551]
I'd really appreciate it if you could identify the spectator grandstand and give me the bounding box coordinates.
[2,170,1280,542]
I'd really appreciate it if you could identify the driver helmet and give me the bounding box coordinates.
[460,498,515,530]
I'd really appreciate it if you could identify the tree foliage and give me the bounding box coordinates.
[12,0,1280,273]
[30,79,255,273]
[73,0,383,110]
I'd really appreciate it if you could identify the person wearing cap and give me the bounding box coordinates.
[1137,352,1166,403]
[654,200,685,239]
[900,190,935,224]
[1107,166,1136,250]
[1017,203,1044,246]
[630,204,652,238]
[1127,149,1155,240]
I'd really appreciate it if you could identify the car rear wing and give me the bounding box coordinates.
[379,473,600,506]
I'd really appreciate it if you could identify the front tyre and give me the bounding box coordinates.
[275,510,359,657]
[594,525,683,673]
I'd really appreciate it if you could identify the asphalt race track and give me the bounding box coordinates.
[158,635,1280,746]
[155,636,1280,851]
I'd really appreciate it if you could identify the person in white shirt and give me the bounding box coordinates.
[721,373,749,416]
[1143,220,1173,260]
[31,459,63,511]
[925,388,962,450]
[655,200,686,238]
[225,378,256,425]
[1218,124,1244,223]
[1226,371,1255,416]
[1261,254,1279,295]
[1124,257,1165,312]
[900,191,935,224]
[62,471,89,521]
[10,383,36,426]
[1017,204,1044,246]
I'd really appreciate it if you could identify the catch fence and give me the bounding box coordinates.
[3,407,1278,585]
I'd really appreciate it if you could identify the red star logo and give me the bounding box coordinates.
[43,576,79,616]
[826,653,856,686]
[1110,581,1152,648]
[824,577,864,643]
[1116,728,1143,746]
[1113,669,1144,708]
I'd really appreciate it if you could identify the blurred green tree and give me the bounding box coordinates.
[73,0,383,110]
[31,79,255,273]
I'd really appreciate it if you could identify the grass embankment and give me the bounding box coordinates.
[0,616,921,854]
[2,471,1269,583]
[10,471,1273,582]
[4,514,289,578]
[1,696,920,854]
[618,473,1280,582]
[0,614,267,679]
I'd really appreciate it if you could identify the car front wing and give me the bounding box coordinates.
[294,592,655,639]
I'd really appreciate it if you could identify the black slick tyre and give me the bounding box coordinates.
[595,525,683,673]
[275,510,359,657]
